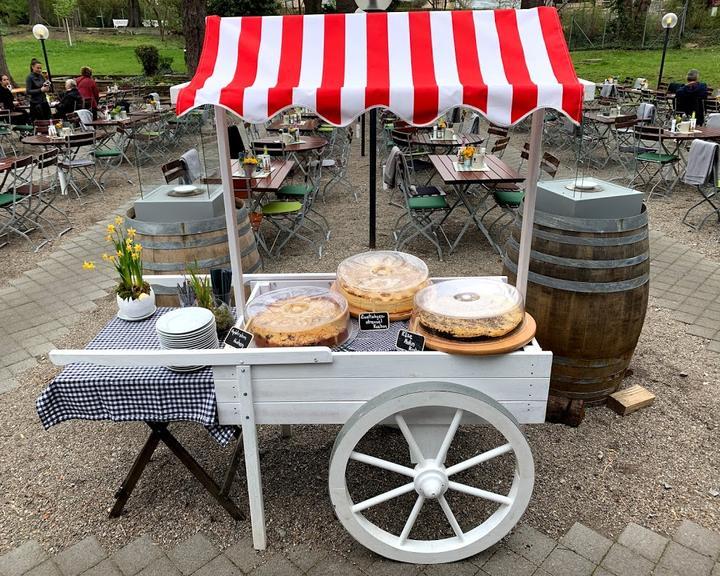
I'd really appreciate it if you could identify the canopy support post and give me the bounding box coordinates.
[516,110,544,301]
[214,106,247,320]
[369,109,377,248]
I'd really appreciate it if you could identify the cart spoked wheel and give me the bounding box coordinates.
[328,382,534,564]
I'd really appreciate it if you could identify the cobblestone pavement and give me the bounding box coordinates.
[2,519,720,576]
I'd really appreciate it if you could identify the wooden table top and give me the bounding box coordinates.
[85,117,136,128]
[253,136,328,152]
[584,112,636,125]
[205,160,295,192]
[429,154,523,186]
[411,133,485,147]
[266,118,320,132]
[662,126,720,140]
[21,135,66,146]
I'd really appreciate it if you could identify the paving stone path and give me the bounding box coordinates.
[2,519,720,576]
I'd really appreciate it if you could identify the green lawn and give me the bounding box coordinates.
[571,47,720,87]
[4,31,186,81]
[4,29,719,89]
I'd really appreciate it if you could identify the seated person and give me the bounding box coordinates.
[0,74,15,111]
[54,79,84,119]
[675,69,709,125]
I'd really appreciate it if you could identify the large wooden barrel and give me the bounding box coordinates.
[126,203,261,306]
[502,204,649,404]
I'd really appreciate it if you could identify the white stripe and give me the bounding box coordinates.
[429,11,462,120]
[293,15,324,112]
[195,18,242,106]
[387,12,413,122]
[472,11,510,126]
[243,16,282,122]
[341,13,367,124]
[516,9,562,112]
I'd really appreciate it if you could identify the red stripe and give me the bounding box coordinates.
[408,12,438,125]
[365,12,389,109]
[176,16,221,114]
[316,14,345,125]
[451,11,487,114]
[267,15,304,118]
[218,16,263,115]
[537,7,583,122]
[494,10,537,123]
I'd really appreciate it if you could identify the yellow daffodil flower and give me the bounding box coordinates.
[114,216,123,226]
[101,253,110,261]
[105,234,112,242]
[127,227,137,238]
[82,261,96,270]
[107,223,116,234]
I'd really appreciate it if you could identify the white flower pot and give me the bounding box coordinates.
[117,288,156,320]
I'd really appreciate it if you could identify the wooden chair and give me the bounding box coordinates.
[161,159,188,185]
[33,120,53,135]
[490,136,510,158]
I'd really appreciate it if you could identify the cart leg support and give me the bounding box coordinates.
[239,366,267,550]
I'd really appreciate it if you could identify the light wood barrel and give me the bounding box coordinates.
[126,204,261,306]
[502,204,649,404]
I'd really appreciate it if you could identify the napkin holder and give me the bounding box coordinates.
[678,121,691,134]
[280,132,294,145]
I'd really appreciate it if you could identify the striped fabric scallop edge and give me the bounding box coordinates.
[176,7,583,127]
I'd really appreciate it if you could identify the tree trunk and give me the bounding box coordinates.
[151,3,165,42]
[335,0,356,12]
[304,0,322,13]
[0,35,13,85]
[520,0,544,8]
[28,0,42,24]
[128,0,142,27]
[183,0,206,77]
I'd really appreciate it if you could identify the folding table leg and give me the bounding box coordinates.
[109,425,162,518]
[148,422,245,521]
[221,428,244,496]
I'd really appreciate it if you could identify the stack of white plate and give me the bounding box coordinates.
[155,307,219,372]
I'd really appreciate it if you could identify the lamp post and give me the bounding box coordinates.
[657,13,677,90]
[32,24,54,92]
[355,0,392,249]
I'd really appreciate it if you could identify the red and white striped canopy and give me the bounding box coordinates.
[176,7,583,127]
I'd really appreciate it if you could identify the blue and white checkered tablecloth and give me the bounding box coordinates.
[36,308,237,446]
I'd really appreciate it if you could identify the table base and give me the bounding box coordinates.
[110,421,245,521]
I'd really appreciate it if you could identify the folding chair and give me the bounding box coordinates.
[18,147,72,237]
[706,114,720,129]
[33,120,53,135]
[486,124,509,149]
[490,136,510,159]
[0,155,51,251]
[392,152,450,260]
[0,110,17,157]
[479,152,560,252]
[320,128,355,201]
[630,126,680,198]
[58,132,104,198]
[681,140,720,230]
[161,159,188,184]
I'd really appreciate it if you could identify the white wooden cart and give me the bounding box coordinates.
[51,271,551,564]
[51,6,585,564]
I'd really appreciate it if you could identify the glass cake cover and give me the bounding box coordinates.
[336,251,429,314]
[413,278,525,339]
[245,286,350,347]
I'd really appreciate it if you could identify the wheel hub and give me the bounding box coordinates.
[414,462,448,499]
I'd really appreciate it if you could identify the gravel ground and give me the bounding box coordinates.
[1,121,719,555]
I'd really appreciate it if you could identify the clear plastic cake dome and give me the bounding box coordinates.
[336,251,429,315]
[412,278,525,339]
[245,286,350,347]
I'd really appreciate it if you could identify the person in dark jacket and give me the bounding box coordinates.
[55,79,84,119]
[25,58,52,121]
[0,75,15,111]
[675,69,709,125]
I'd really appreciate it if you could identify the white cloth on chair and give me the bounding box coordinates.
[383,146,401,189]
[682,140,719,186]
[600,83,616,98]
[636,103,655,123]
[706,114,720,129]
[181,148,202,183]
[75,109,94,131]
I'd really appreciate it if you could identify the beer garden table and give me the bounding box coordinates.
[429,154,524,254]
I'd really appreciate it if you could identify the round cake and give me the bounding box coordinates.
[413,279,524,340]
[246,286,349,347]
[336,251,429,317]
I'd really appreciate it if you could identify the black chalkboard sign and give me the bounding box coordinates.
[359,312,390,331]
[395,329,425,352]
[224,327,254,349]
